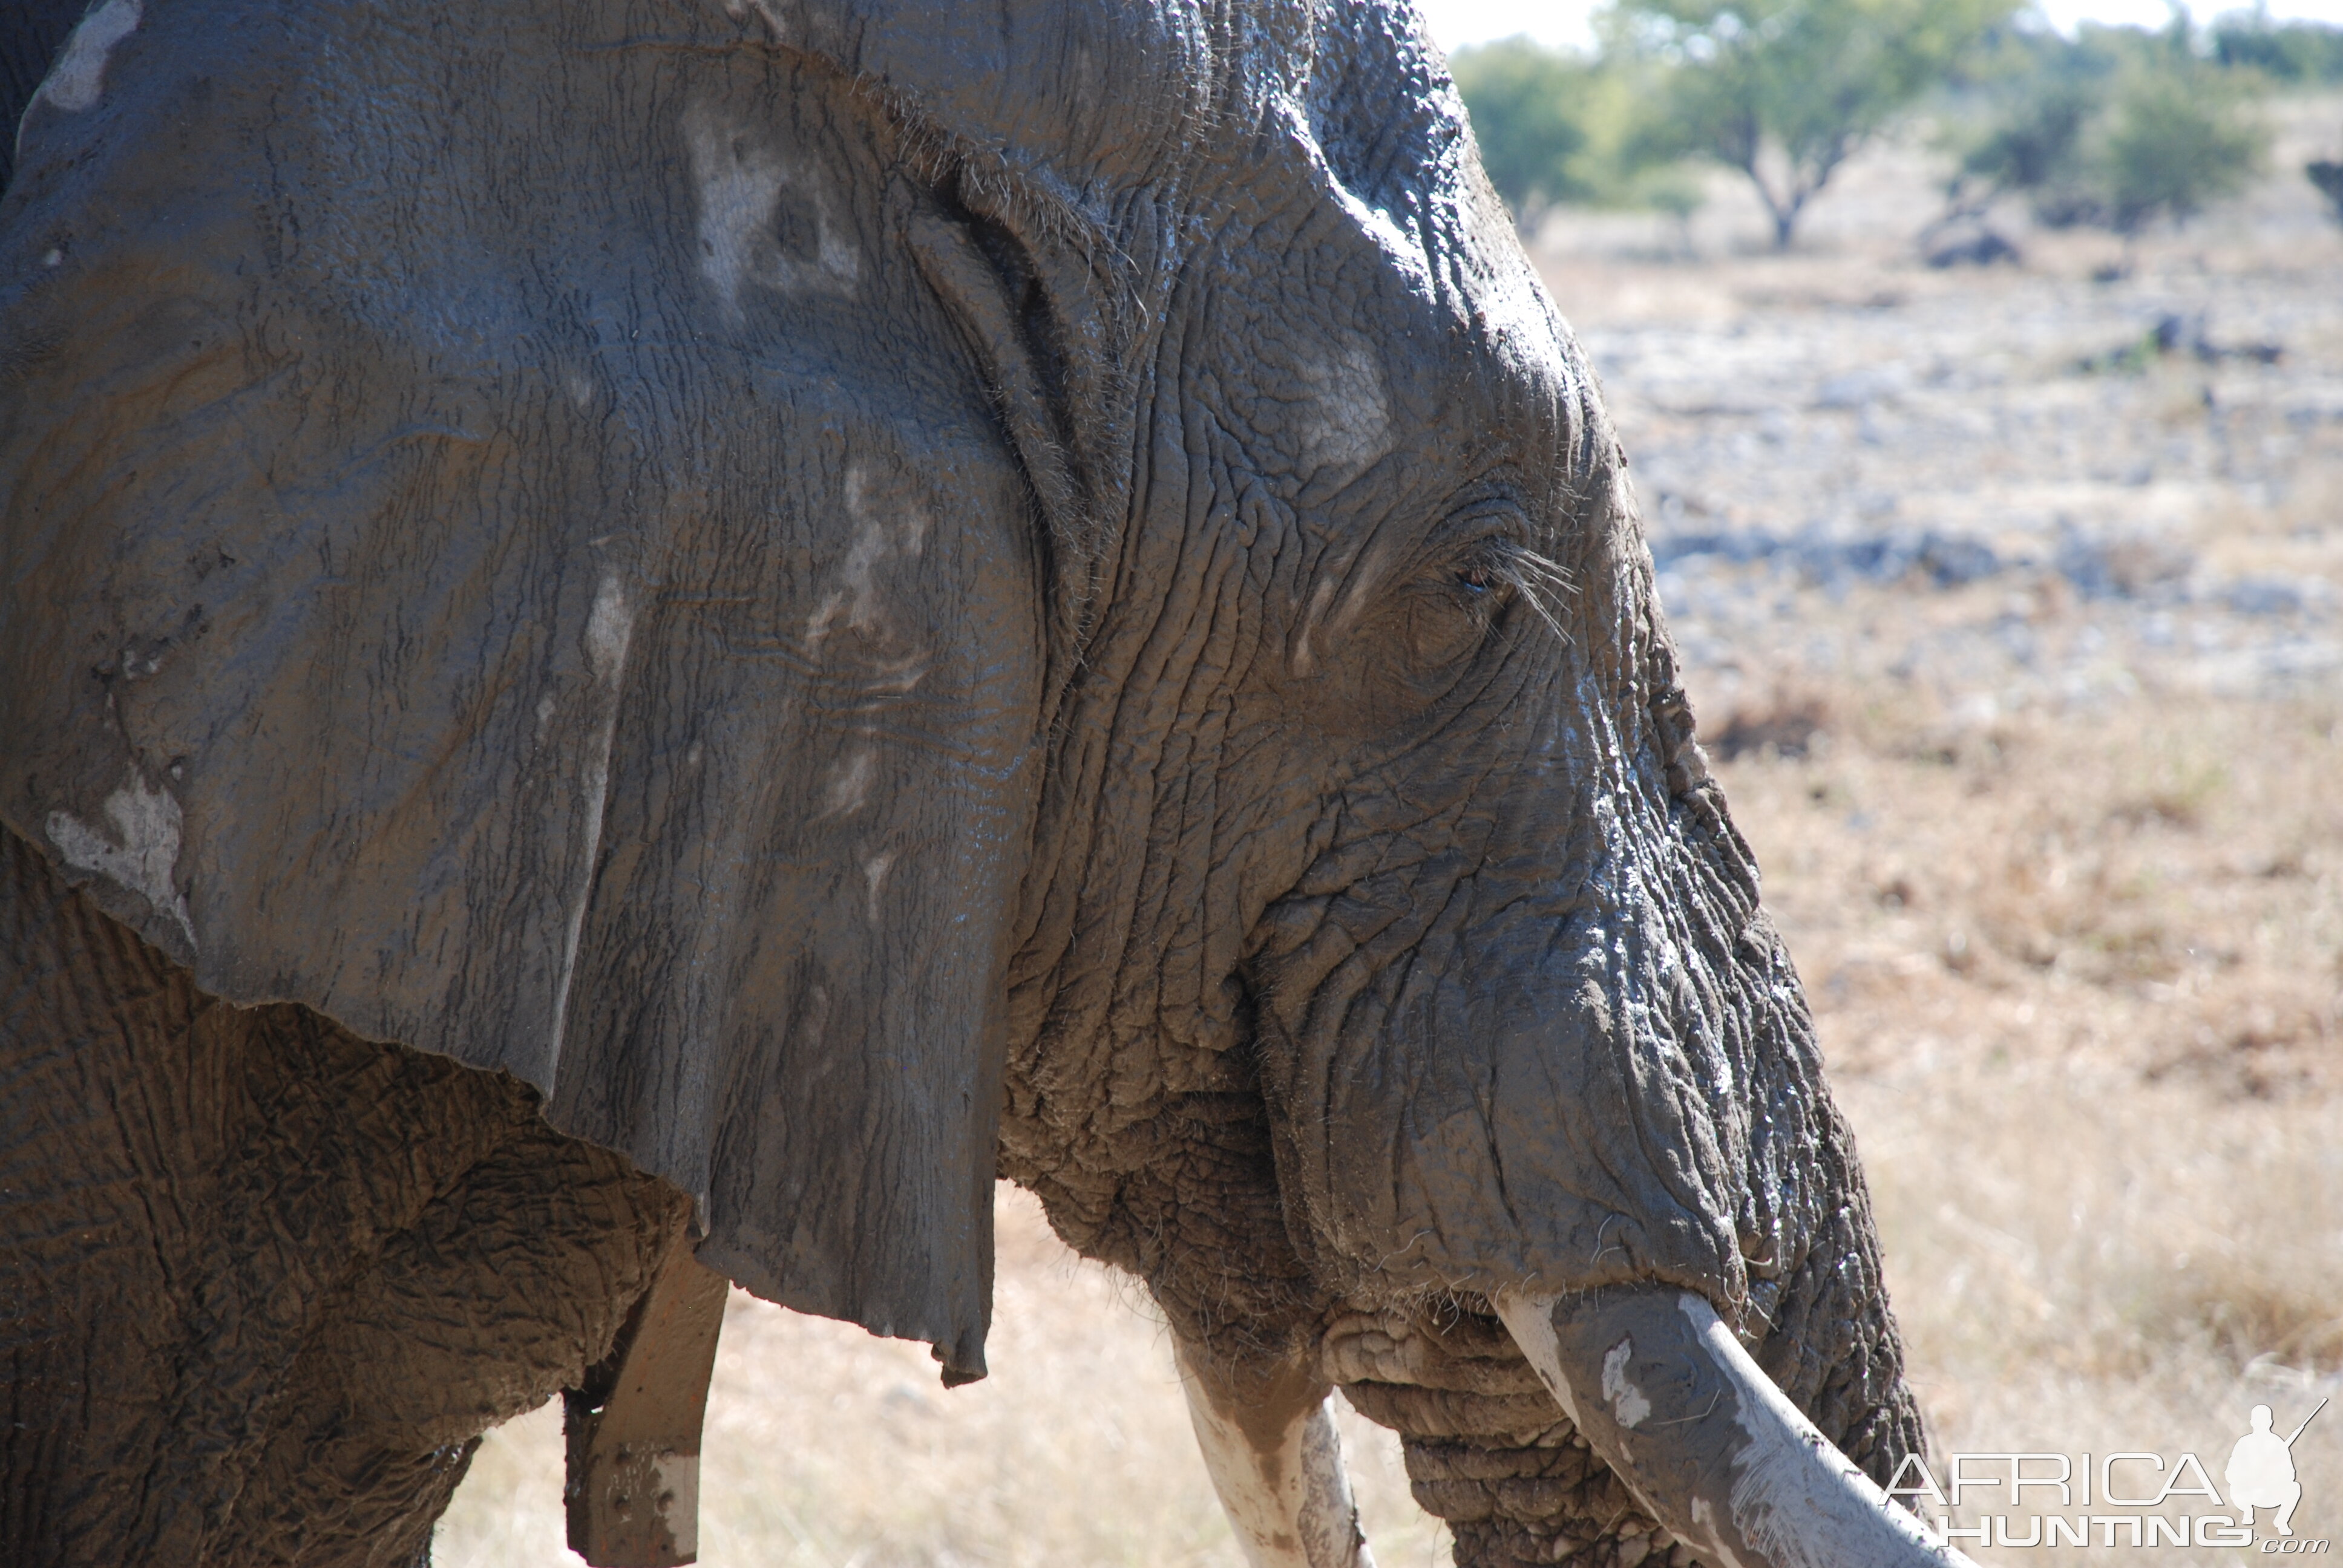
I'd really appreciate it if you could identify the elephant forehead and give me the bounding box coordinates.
[1249,4,1592,506]
[1187,220,1594,586]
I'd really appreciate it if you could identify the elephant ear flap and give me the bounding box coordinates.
[905,198,1115,645]
[755,0,1195,640]
[0,4,1077,1385]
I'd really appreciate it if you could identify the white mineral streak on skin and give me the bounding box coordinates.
[687,102,784,315]
[1290,578,1337,677]
[1601,1336,1653,1429]
[821,746,876,818]
[1333,536,1398,635]
[1297,341,1391,477]
[729,0,788,38]
[805,514,886,644]
[546,574,636,1078]
[805,466,929,664]
[1294,529,1403,677]
[684,100,858,318]
[647,1452,701,1559]
[45,773,195,950]
[862,654,926,692]
[894,493,928,557]
[33,0,141,116]
[1176,1350,1376,1568]
[797,188,861,292]
[586,572,634,683]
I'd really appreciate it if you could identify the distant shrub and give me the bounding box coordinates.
[1953,68,2104,226]
[1941,19,2269,236]
[2097,65,2267,232]
[2210,13,2343,83]
[1613,0,2021,250]
[2310,160,2343,224]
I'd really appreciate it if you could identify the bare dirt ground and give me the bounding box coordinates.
[437,99,2343,1568]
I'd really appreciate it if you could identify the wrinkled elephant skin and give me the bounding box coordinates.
[0,4,1930,1566]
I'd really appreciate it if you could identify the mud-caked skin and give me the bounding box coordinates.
[0,831,693,1566]
[1,2,1925,1564]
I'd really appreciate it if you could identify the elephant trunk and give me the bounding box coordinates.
[1494,1290,1976,1568]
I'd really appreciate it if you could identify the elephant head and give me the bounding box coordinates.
[0,2,1957,1564]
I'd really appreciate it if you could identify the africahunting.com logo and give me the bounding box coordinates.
[1888,1399,2329,1553]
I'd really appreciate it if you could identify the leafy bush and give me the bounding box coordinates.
[1953,73,2102,226]
[2097,65,2266,232]
[1944,20,2269,236]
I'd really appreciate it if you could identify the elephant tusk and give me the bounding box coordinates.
[1175,1339,1377,1568]
[1495,1287,1977,1568]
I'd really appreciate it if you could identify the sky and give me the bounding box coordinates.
[1417,0,2343,54]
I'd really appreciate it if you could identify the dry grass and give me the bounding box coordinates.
[1843,1063,2343,1565]
[1712,684,2343,1564]
[1718,682,2343,1096]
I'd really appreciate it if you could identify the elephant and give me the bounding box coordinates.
[0,2,1968,1566]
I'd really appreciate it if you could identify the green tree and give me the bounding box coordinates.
[2212,10,2343,83]
[1941,22,2119,227]
[1616,0,2020,249]
[1450,38,1597,226]
[1450,37,1700,232]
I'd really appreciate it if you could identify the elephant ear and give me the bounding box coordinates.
[0,0,1164,1380]
[753,0,1211,652]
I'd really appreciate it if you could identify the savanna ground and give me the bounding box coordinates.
[437,97,2343,1568]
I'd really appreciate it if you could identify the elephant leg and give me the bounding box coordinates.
[0,826,689,1566]
[214,1107,691,1568]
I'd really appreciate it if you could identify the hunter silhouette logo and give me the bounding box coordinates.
[2232,1400,2325,1539]
[1886,1397,2332,1550]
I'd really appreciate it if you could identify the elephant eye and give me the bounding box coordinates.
[1447,535,1573,643]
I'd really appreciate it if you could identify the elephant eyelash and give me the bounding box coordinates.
[1456,540,1575,643]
